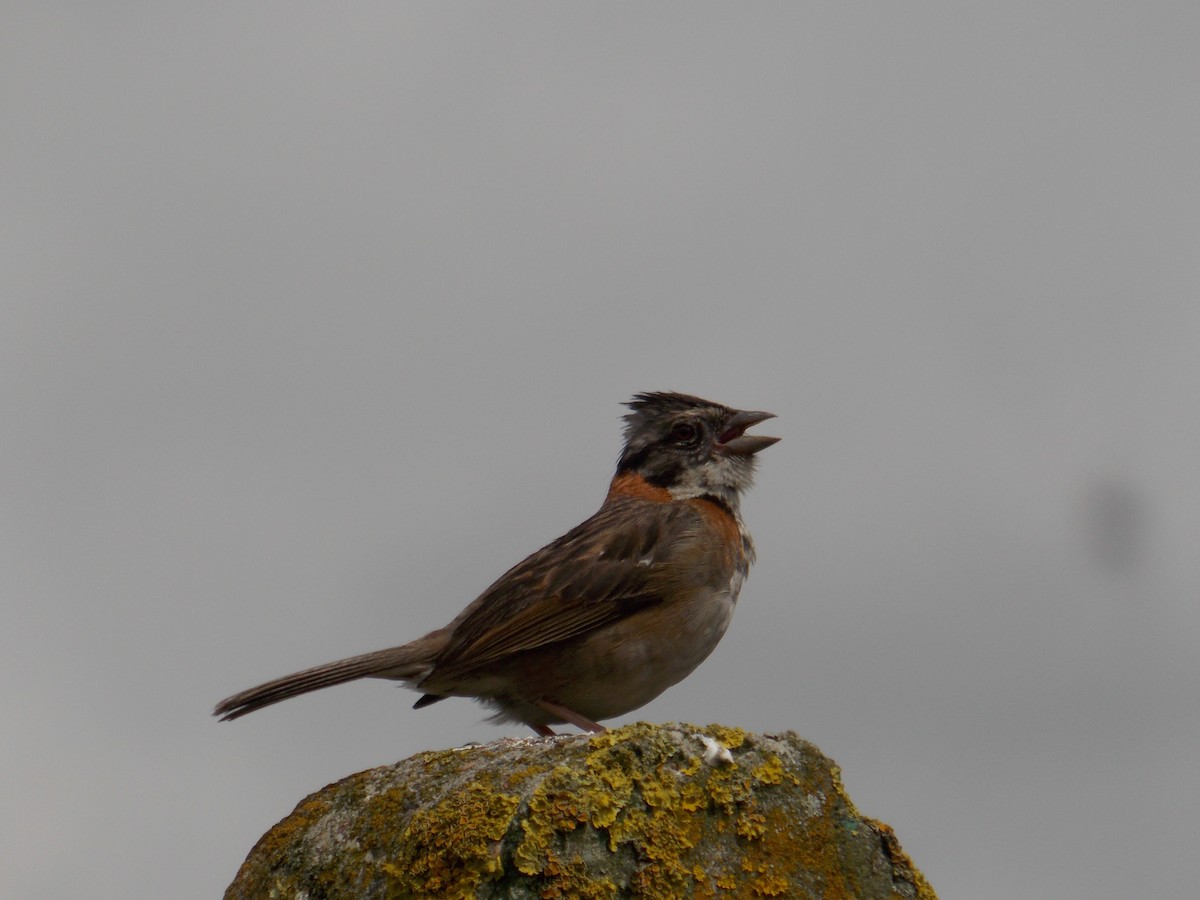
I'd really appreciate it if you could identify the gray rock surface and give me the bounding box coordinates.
[225,722,937,899]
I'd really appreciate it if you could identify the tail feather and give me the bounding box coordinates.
[213,638,440,721]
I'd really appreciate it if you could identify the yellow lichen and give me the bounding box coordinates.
[830,763,862,820]
[750,755,785,786]
[715,871,738,889]
[703,724,747,750]
[750,873,792,896]
[735,811,767,840]
[536,851,620,898]
[515,723,710,897]
[389,779,520,896]
[226,723,936,900]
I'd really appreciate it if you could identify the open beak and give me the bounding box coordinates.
[716,409,780,456]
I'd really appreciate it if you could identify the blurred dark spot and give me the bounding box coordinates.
[1081,478,1145,575]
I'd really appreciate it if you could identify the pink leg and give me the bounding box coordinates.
[535,698,606,733]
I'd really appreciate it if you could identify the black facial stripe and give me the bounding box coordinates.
[643,461,684,489]
[616,445,654,473]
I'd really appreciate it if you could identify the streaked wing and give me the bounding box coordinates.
[427,497,701,680]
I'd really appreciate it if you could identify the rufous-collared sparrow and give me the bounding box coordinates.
[214,392,778,734]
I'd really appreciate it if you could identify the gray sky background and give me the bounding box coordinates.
[3,5,1198,898]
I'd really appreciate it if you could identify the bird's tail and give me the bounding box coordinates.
[213,634,443,721]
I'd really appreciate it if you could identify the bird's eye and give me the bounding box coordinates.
[669,422,701,446]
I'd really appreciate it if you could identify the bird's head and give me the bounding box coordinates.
[616,392,779,506]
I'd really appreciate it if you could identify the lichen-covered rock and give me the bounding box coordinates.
[224,722,936,899]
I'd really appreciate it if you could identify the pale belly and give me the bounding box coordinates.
[548,587,738,721]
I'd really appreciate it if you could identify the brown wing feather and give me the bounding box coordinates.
[426,497,702,681]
